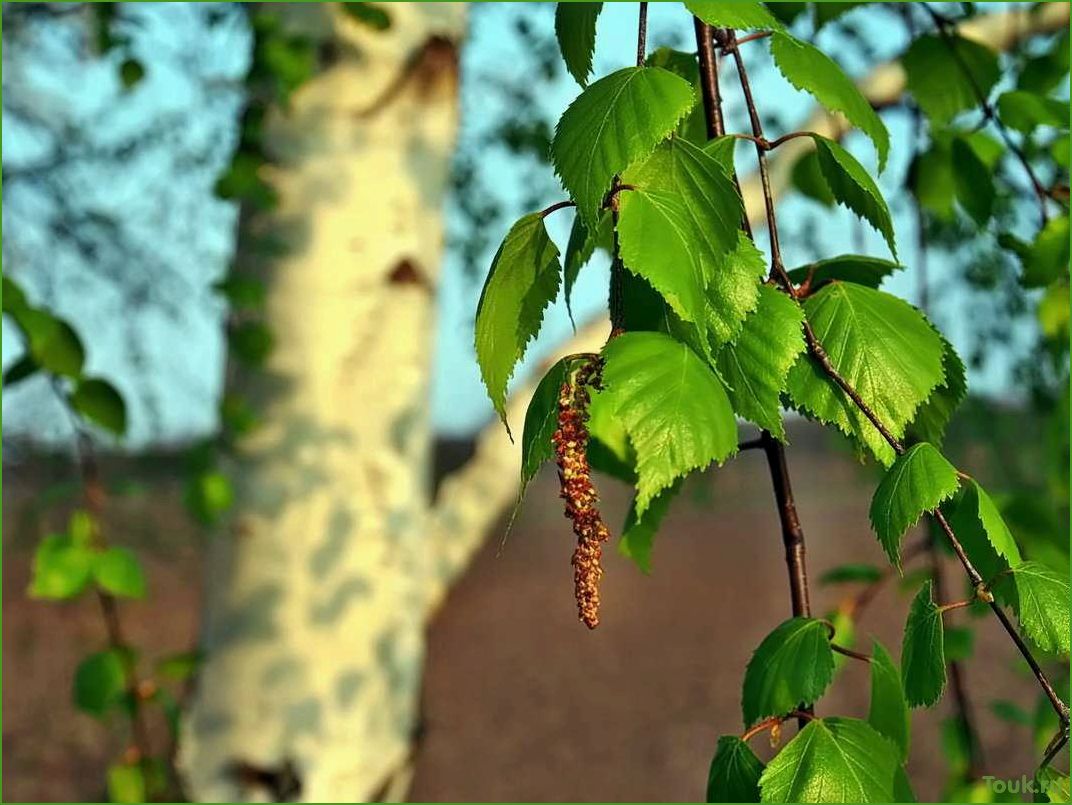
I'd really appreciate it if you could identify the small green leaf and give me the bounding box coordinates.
[475,213,562,429]
[229,320,274,367]
[902,34,999,126]
[814,2,865,28]
[3,275,29,314]
[786,254,901,291]
[786,283,945,466]
[156,650,204,682]
[119,58,145,89]
[69,377,127,436]
[551,66,695,225]
[11,307,85,378]
[586,375,636,482]
[340,2,391,31]
[943,626,975,662]
[907,331,966,447]
[618,483,678,575]
[93,547,146,599]
[520,358,571,487]
[554,2,602,87]
[993,561,1070,655]
[901,580,945,708]
[563,212,612,321]
[1021,215,1070,289]
[1037,767,1071,803]
[600,332,738,515]
[869,443,959,569]
[706,735,763,803]
[868,641,910,763]
[619,137,744,345]
[943,479,1022,582]
[74,649,127,717]
[107,761,146,804]
[3,354,38,387]
[716,284,805,440]
[791,150,835,207]
[184,470,235,526]
[702,232,768,348]
[645,48,708,145]
[997,90,1070,134]
[741,617,834,726]
[989,698,1032,727]
[951,136,994,225]
[29,534,94,600]
[759,717,900,803]
[819,563,883,585]
[214,274,266,310]
[909,143,956,220]
[809,135,896,257]
[685,1,785,31]
[771,33,890,170]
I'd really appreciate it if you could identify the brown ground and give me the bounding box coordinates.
[2,426,1046,802]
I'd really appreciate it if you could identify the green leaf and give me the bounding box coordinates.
[551,66,695,225]
[685,1,785,31]
[1038,767,1071,803]
[74,649,127,717]
[214,273,266,310]
[943,626,974,662]
[907,331,966,446]
[107,761,146,804]
[69,377,127,436]
[707,735,763,803]
[3,354,39,387]
[554,2,602,87]
[119,58,145,89]
[820,563,883,585]
[618,483,678,574]
[11,307,85,378]
[993,561,1070,655]
[645,48,708,145]
[716,284,805,440]
[893,765,917,803]
[563,211,612,321]
[229,320,274,367]
[475,213,561,429]
[184,470,235,526]
[814,2,865,28]
[29,534,94,600]
[93,547,146,599]
[786,282,945,467]
[997,90,1070,134]
[619,136,744,345]
[809,135,896,257]
[600,332,737,515]
[791,150,835,207]
[759,717,899,803]
[909,143,956,220]
[771,33,890,170]
[3,275,29,314]
[951,136,994,226]
[1021,215,1070,289]
[868,641,910,763]
[901,580,945,708]
[943,479,1022,582]
[742,617,834,726]
[902,34,999,126]
[989,699,1032,727]
[520,358,571,488]
[155,650,204,682]
[869,443,960,569]
[786,254,902,291]
[702,232,768,348]
[586,374,637,482]
[340,3,391,29]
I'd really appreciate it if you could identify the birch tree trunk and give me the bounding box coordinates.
[180,6,470,801]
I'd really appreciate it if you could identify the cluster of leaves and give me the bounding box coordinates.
[474,2,1069,802]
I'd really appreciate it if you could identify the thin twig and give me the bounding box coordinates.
[540,200,575,218]
[636,2,648,67]
[740,710,815,743]
[832,643,872,663]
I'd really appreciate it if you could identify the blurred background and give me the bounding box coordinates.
[2,2,1068,802]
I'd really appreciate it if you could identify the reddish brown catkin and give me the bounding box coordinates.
[553,357,612,629]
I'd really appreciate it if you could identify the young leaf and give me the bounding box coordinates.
[902,34,999,126]
[771,33,890,170]
[992,562,1070,655]
[901,580,946,708]
[702,232,768,348]
[520,359,571,488]
[619,484,679,574]
[869,442,960,569]
[600,332,737,515]
[943,479,1022,582]
[819,563,883,585]
[759,717,900,803]
[74,649,127,717]
[997,90,1070,134]
[741,617,835,726]
[184,470,235,526]
[907,332,966,447]
[685,1,785,31]
[69,377,127,436]
[11,307,85,378]
[1037,767,1071,803]
[786,283,945,467]
[475,213,562,429]
[951,137,994,226]
[1021,215,1070,289]
[108,762,147,804]
[786,254,902,291]
[645,48,708,146]
[29,533,94,600]
[93,547,147,599]
[563,211,612,320]
[554,2,602,87]
[706,735,763,803]
[587,376,636,483]
[551,66,695,225]
[618,137,744,343]
[791,150,836,207]
[809,135,896,257]
[2,274,29,314]
[716,284,805,440]
[868,641,910,763]
[155,650,204,682]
